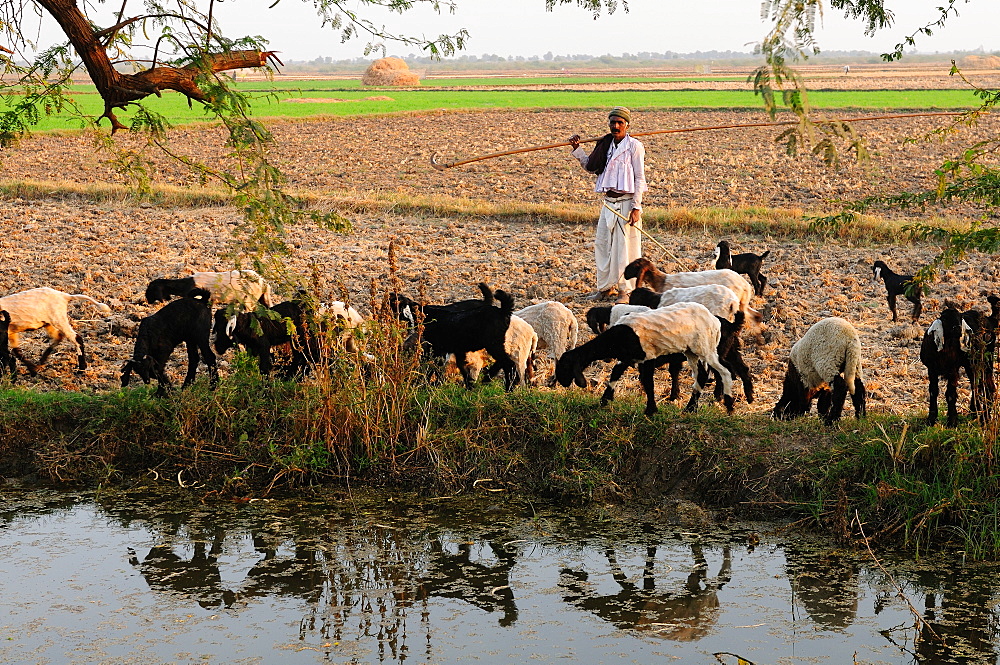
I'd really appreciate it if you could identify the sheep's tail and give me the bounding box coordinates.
[67,294,111,315]
[760,250,771,261]
[843,340,863,395]
[567,314,579,351]
[494,289,514,314]
[476,282,495,306]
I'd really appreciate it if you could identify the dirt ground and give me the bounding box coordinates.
[1,100,999,419]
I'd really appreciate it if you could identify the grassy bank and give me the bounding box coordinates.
[2,343,999,559]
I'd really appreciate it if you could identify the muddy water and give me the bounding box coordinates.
[1,488,998,665]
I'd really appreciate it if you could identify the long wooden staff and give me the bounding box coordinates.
[429,111,966,171]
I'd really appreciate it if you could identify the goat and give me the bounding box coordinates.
[121,288,218,395]
[213,300,317,377]
[714,240,769,296]
[920,307,974,427]
[0,287,111,375]
[872,260,922,323]
[401,284,517,390]
[556,302,734,416]
[0,310,15,380]
[145,270,275,310]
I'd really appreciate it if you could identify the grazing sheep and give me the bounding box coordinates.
[0,287,111,375]
[772,317,866,425]
[513,301,579,363]
[714,240,769,296]
[145,270,275,309]
[871,260,922,323]
[920,307,973,427]
[0,310,15,380]
[622,258,762,324]
[121,288,218,395]
[628,284,742,323]
[556,302,734,416]
[463,315,538,387]
[213,300,317,377]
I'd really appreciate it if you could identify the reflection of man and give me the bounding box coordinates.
[569,106,647,303]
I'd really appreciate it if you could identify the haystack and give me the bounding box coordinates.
[958,54,1000,70]
[362,57,420,86]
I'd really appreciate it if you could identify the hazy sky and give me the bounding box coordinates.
[208,0,1000,61]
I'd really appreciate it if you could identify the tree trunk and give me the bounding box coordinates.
[37,0,273,131]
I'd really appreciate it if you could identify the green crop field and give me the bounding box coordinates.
[3,82,980,132]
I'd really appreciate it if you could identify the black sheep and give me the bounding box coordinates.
[121,288,218,395]
[872,260,922,323]
[715,240,769,296]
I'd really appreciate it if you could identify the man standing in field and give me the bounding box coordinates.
[569,106,647,303]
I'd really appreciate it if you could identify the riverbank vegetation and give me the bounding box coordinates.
[2,306,998,559]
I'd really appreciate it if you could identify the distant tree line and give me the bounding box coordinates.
[278,49,998,74]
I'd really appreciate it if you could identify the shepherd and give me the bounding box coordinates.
[569,106,648,303]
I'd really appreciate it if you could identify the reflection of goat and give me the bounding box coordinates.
[559,543,731,641]
[399,537,519,627]
[134,527,235,610]
[784,545,859,629]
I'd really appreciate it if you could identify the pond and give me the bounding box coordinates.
[1,486,997,664]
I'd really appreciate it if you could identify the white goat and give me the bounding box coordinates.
[0,287,111,374]
[145,269,275,310]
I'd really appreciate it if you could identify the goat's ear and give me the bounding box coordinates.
[928,319,945,352]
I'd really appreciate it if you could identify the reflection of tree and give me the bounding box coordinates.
[784,545,859,629]
[559,543,731,641]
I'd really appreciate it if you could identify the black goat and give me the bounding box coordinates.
[924,296,1000,426]
[212,300,317,377]
[121,288,218,395]
[921,307,973,427]
[715,240,769,296]
[0,310,15,380]
[400,284,517,390]
[872,260,922,323]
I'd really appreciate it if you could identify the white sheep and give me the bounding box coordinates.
[623,259,762,324]
[146,269,275,309]
[772,317,866,424]
[653,284,741,323]
[556,302,734,415]
[462,315,538,387]
[0,287,111,374]
[513,301,579,362]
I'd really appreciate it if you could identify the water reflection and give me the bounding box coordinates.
[4,487,1000,664]
[560,543,731,640]
[785,544,859,629]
